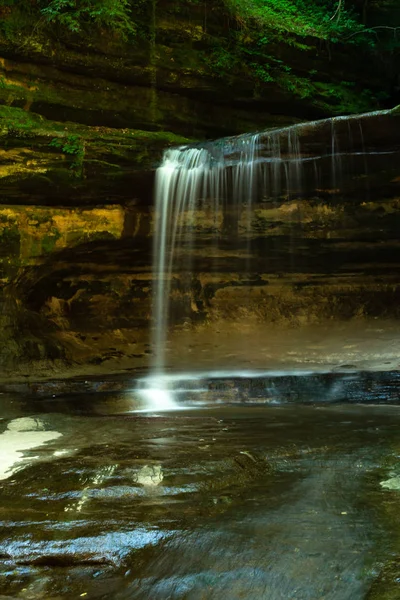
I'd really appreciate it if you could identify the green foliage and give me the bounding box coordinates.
[49,134,82,155]
[49,135,85,176]
[0,0,150,39]
[0,0,39,39]
[223,0,365,42]
[0,0,398,116]
[39,0,136,38]
[207,46,238,72]
[200,0,398,109]
[279,74,314,98]
[250,64,275,83]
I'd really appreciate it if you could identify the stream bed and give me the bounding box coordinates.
[1,379,400,599]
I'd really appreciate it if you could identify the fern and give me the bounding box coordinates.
[39,0,136,38]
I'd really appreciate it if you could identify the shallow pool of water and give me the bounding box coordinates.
[0,382,400,599]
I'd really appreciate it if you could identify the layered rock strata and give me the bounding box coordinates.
[0,108,399,380]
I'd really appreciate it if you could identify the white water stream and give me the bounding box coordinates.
[138,112,386,410]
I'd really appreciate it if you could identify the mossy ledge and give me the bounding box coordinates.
[0,105,191,206]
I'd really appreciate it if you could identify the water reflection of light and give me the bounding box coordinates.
[139,387,177,410]
[0,417,62,480]
[4,528,170,564]
[135,376,181,412]
[138,369,318,386]
[134,369,324,412]
[133,368,370,413]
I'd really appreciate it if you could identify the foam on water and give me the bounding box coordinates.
[134,369,323,412]
[136,379,181,412]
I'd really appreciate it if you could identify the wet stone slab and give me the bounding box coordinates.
[0,387,400,599]
[3,370,400,404]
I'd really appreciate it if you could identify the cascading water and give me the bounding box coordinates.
[139,134,261,408]
[152,135,261,374]
[138,111,389,410]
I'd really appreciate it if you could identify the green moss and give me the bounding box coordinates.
[0,105,191,143]
[41,230,62,254]
[84,159,122,171]
[311,81,375,115]
[0,226,20,248]
[0,105,192,184]
[0,104,46,137]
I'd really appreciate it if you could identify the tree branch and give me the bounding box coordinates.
[343,25,400,41]
[330,0,342,22]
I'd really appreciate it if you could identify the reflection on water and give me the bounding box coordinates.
[132,370,400,413]
[133,370,322,413]
[136,375,180,411]
[0,385,400,599]
[0,417,62,480]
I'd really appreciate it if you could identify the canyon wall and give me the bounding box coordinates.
[0,108,399,380]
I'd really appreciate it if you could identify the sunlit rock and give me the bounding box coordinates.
[0,417,62,480]
[135,465,164,487]
[380,476,400,490]
[7,416,46,432]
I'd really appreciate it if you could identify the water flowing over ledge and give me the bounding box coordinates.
[1,107,399,385]
[142,109,400,409]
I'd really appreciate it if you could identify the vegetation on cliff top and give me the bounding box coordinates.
[0,0,398,120]
[0,0,398,45]
[226,0,365,40]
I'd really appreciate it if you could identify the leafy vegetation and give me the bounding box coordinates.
[198,0,400,111]
[40,0,136,38]
[0,0,398,116]
[0,0,147,39]
[0,0,397,52]
[49,135,85,176]
[0,0,395,44]
[224,0,365,42]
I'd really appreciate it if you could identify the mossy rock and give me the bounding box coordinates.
[0,106,192,205]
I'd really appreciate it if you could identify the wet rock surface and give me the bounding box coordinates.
[1,389,400,599]
[2,370,400,404]
[0,106,187,206]
[0,109,399,379]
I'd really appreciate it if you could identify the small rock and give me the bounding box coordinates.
[380,476,400,490]
[7,417,46,432]
[135,465,163,486]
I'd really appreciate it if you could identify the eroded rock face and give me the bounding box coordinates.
[0,0,398,142]
[1,108,400,379]
[0,8,389,141]
[0,106,189,206]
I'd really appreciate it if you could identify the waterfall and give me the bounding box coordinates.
[152,134,261,377]
[138,110,389,410]
[140,128,301,408]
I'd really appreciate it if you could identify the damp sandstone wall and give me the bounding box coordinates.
[0,1,399,380]
[0,109,400,380]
